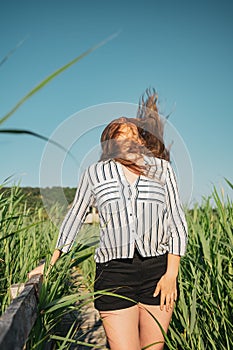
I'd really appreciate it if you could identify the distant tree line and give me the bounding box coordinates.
[0,187,77,210]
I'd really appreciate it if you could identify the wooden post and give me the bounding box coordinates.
[0,274,42,350]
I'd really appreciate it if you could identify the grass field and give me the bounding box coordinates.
[0,183,232,349]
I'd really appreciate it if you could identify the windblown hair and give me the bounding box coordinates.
[100,117,148,175]
[99,88,170,175]
[134,88,170,161]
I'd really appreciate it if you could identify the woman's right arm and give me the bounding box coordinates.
[28,168,94,278]
[55,168,94,253]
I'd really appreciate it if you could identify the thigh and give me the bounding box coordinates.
[139,303,173,350]
[100,305,141,350]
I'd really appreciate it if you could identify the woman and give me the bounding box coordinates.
[29,91,188,350]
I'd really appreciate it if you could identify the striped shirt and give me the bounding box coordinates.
[56,157,188,263]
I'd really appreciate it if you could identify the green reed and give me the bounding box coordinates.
[0,183,232,349]
[168,186,233,350]
[0,185,102,348]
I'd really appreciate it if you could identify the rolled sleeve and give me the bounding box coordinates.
[165,163,188,256]
[56,169,94,253]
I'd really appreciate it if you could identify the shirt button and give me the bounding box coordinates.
[129,213,132,216]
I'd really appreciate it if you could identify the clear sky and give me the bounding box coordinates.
[1,0,233,206]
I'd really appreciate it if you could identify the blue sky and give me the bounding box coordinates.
[1,0,233,206]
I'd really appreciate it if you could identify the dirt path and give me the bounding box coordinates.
[71,298,109,349]
[50,264,109,349]
[65,270,109,350]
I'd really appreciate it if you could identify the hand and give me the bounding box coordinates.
[27,250,61,280]
[153,273,177,311]
[28,263,45,279]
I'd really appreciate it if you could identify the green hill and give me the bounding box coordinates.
[0,187,77,211]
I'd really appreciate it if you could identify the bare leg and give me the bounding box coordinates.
[99,305,141,350]
[139,303,173,350]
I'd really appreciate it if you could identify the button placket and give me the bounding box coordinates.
[127,182,138,238]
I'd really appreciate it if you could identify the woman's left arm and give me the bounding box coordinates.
[153,253,180,311]
[153,162,188,311]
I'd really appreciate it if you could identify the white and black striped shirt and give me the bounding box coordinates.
[56,157,188,262]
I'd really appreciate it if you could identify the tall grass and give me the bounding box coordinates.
[0,185,100,348]
[0,183,232,349]
[168,187,233,350]
[0,185,53,313]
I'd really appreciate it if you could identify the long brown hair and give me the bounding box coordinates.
[99,89,170,175]
[100,117,148,175]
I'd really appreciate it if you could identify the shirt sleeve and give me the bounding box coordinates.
[165,162,188,256]
[56,168,94,253]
